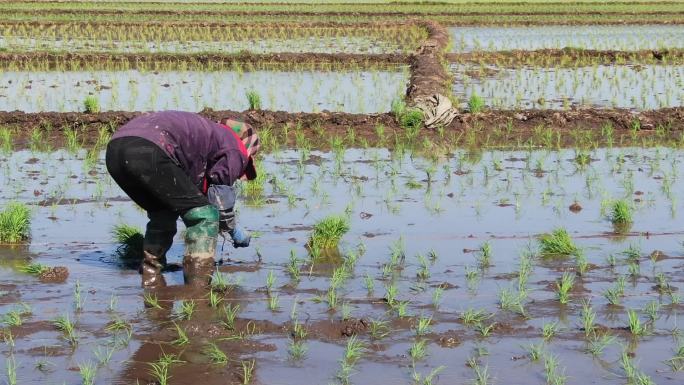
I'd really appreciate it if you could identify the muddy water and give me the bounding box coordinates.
[0,69,409,113]
[452,63,684,110]
[1,147,684,384]
[449,25,684,53]
[0,36,407,55]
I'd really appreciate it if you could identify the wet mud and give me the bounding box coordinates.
[406,20,451,103]
[447,48,684,67]
[2,107,684,150]
[3,147,684,384]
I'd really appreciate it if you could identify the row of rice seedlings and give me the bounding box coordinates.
[1,22,427,52]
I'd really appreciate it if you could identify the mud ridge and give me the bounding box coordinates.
[0,51,409,71]
[406,20,452,103]
[447,48,684,66]
[3,108,684,149]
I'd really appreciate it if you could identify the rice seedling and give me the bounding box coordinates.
[292,321,308,340]
[665,345,684,371]
[525,343,544,361]
[603,286,622,306]
[622,243,641,262]
[580,301,596,336]
[83,96,100,113]
[105,317,131,333]
[394,300,410,318]
[544,355,567,385]
[538,228,578,257]
[432,287,444,309]
[627,309,649,337]
[112,223,143,259]
[211,270,236,293]
[477,241,492,268]
[341,302,353,321]
[575,251,589,276]
[222,303,240,330]
[555,271,575,304]
[147,353,182,385]
[0,127,12,153]
[143,292,163,309]
[416,253,430,279]
[610,199,633,225]
[266,269,276,293]
[245,90,261,110]
[364,272,375,295]
[18,263,48,276]
[5,355,16,385]
[369,318,390,340]
[93,345,114,366]
[384,283,398,307]
[203,343,228,365]
[460,308,492,327]
[585,332,616,356]
[415,315,432,336]
[269,294,280,311]
[79,361,97,385]
[411,365,445,385]
[74,279,85,311]
[208,290,223,308]
[476,322,496,337]
[287,250,300,281]
[241,359,256,384]
[53,314,78,346]
[468,92,485,113]
[308,214,350,250]
[644,300,660,322]
[171,323,189,346]
[621,352,654,385]
[0,202,31,243]
[288,339,307,361]
[471,361,490,385]
[542,321,559,340]
[409,339,428,361]
[177,300,195,321]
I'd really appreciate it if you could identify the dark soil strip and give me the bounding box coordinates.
[447,48,684,67]
[5,10,684,18]
[0,20,415,28]
[0,52,409,71]
[406,20,451,103]
[5,8,684,17]
[3,108,684,149]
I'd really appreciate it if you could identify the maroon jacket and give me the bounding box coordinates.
[112,111,248,191]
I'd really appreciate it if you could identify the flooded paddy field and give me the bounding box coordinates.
[0,69,408,113]
[0,36,410,55]
[2,145,684,384]
[449,25,684,53]
[452,64,684,110]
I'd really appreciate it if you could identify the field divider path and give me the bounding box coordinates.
[0,51,409,70]
[406,20,452,103]
[3,108,684,149]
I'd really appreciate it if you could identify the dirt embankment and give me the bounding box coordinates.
[3,108,684,149]
[0,51,409,70]
[406,20,451,103]
[6,8,684,17]
[447,48,684,67]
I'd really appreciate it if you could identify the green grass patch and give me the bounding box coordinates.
[538,228,578,257]
[308,214,350,250]
[0,202,31,244]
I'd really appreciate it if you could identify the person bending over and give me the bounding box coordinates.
[106,110,259,288]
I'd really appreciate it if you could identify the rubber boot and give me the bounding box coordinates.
[141,211,178,288]
[181,205,219,287]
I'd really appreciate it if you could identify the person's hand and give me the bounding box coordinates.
[229,227,251,248]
